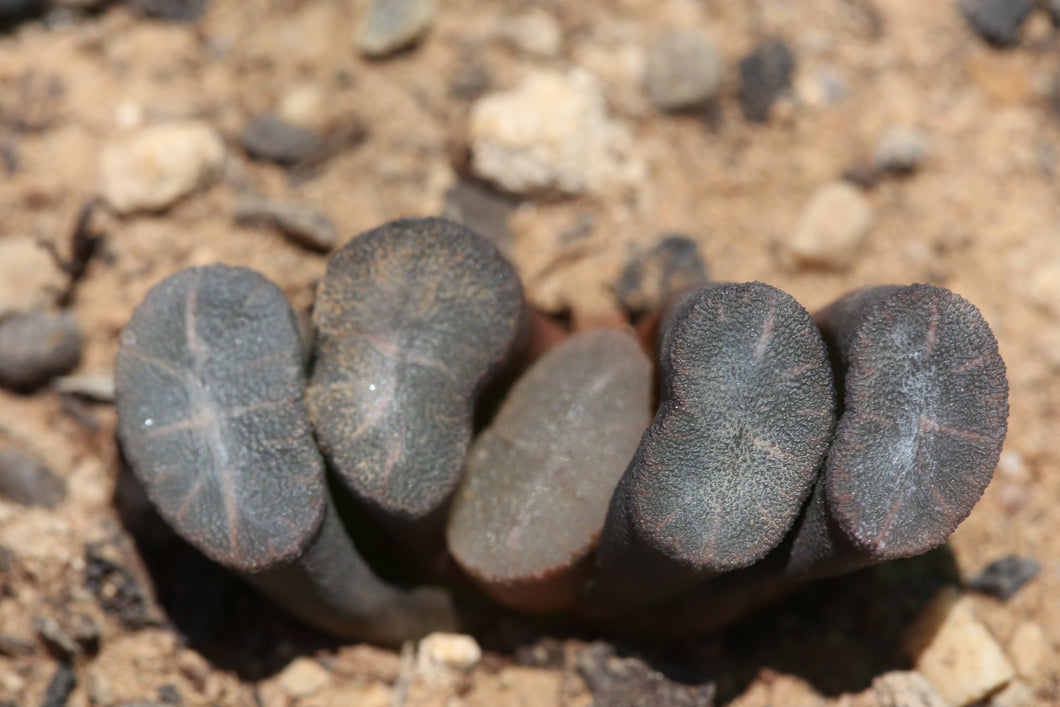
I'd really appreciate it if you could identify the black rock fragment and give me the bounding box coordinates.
[956,0,1035,47]
[615,234,708,317]
[577,642,715,707]
[84,542,155,631]
[738,38,795,122]
[40,662,76,707]
[967,555,1040,600]
[125,0,208,22]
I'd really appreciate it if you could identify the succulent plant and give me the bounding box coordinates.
[114,217,1008,644]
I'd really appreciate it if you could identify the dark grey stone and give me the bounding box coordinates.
[441,180,517,255]
[577,642,715,707]
[84,542,154,630]
[40,662,76,707]
[0,311,82,391]
[0,447,66,509]
[234,196,338,252]
[125,0,207,21]
[34,615,78,658]
[738,38,796,123]
[957,0,1035,46]
[239,113,327,166]
[968,555,1040,599]
[615,234,708,317]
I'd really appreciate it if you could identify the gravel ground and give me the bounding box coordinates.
[0,1,1058,705]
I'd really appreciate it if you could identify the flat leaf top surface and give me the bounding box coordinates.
[623,282,836,572]
[448,329,652,590]
[116,265,325,572]
[308,217,525,519]
[825,284,1008,558]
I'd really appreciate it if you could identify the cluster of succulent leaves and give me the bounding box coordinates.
[115,218,1008,645]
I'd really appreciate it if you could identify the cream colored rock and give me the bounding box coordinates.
[100,121,226,215]
[315,683,391,707]
[0,236,65,318]
[1008,621,1053,684]
[469,70,643,195]
[986,680,1036,707]
[904,589,1015,706]
[1026,258,1060,319]
[276,657,331,699]
[786,181,874,270]
[496,10,563,58]
[871,671,951,707]
[357,0,436,58]
[416,632,482,686]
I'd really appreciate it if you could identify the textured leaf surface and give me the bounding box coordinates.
[823,284,1008,558]
[116,265,325,572]
[448,329,652,611]
[307,217,525,521]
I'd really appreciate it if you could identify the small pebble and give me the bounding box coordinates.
[987,681,1036,707]
[576,642,715,707]
[278,84,328,131]
[0,236,65,318]
[239,113,326,166]
[326,684,390,707]
[643,30,725,111]
[496,9,562,58]
[449,62,492,99]
[469,70,642,194]
[0,634,36,657]
[100,121,225,215]
[615,234,709,316]
[0,447,67,509]
[785,181,874,270]
[34,615,79,658]
[275,657,330,699]
[416,633,481,685]
[357,0,436,58]
[441,180,516,254]
[738,37,796,122]
[40,663,77,707]
[84,541,155,630]
[904,589,1016,706]
[0,310,82,390]
[874,125,929,174]
[957,0,1035,47]
[125,0,207,21]
[53,374,116,402]
[1008,621,1053,683]
[233,196,338,252]
[967,555,1040,600]
[871,671,949,707]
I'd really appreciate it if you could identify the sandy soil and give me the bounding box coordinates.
[1,0,1058,704]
